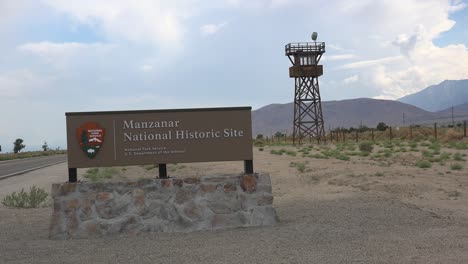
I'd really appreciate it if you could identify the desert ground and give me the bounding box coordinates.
[1,140,468,263]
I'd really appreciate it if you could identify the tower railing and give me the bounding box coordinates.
[285,42,325,55]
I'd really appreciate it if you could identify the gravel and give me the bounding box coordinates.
[1,163,468,263]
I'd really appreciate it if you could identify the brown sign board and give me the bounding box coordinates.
[66,107,253,168]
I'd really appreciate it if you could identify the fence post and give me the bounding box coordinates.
[434,123,438,140]
[389,127,393,140]
[465,121,467,137]
[355,130,358,143]
[343,131,346,142]
[409,125,413,140]
[371,128,374,141]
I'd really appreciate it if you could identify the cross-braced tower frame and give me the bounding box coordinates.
[285,39,325,144]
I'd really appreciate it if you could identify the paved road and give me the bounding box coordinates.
[0,155,67,179]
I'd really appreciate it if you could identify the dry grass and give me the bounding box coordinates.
[441,128,464,142]
[0,150,66,161]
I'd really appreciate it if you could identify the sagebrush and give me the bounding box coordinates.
[2,186,49,208]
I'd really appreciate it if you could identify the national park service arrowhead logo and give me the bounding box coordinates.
[77,122,105,158]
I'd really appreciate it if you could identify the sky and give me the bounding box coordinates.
[1,0,468,151]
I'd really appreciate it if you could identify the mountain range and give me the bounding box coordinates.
[252,79,468,136]
[398,79,468,112]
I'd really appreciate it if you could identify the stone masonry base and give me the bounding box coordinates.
[49,173,278,239]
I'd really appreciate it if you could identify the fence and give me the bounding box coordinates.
[259,120,468,144]
[328,122,467,143]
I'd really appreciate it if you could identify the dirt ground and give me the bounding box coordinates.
[1,142,468,263]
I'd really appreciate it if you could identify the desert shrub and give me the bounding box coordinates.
[84,167,117,181]
[2,186,48,208]
[253,139,264,147]
[450,163,463,170]
[420,141,431,147]
[320,149,350,161]
[445,142,468,150]
[359,151,370,157]
[295,162,306,172]
[428,152,451,163]
[383,141,394,149]
[309,153,329,159]
[415,160,432,169]
[285,150,297,157]
[144,165,157,171]
[422,150,434,158]
[270,149,288,155]
[169,164,186,172]
[289,161,306,172]
[335,143,356,152]
[336,154,350,161]
[383,149,392,157]
[453,153,466,161]
[394,140,403,147]
[455,142,468,149]
[359,142,373,153]
[428,142,441,154]
[259,147,264,151]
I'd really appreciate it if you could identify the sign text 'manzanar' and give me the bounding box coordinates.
[123,120,180,129]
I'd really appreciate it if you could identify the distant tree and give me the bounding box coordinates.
[42,141,49,151]
[0,145,2,152]
[13,139,26,154]
[256,134,264,140]
[358,125,370,132]
[334,127,348,133]
[376,122,388,131]
[274,131,285,138]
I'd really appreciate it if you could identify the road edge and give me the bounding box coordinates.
[0,160,67,180]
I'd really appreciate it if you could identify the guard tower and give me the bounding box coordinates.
[285,32,325,144]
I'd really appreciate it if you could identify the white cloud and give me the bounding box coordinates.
[17,41,115,71]
[0,1,33,30]
[225,0,293,9]
[341,56,404,69]
[0,70,51,98]
[40,0,192,50]
[343,75,359,84]
[140,64,153,72]
[87,94,192,112]
[448,0,467,12]
[18,41,110,57]
[326,54,357,61]
[314,0,468,98]
[200,22,227,36]
[328,44,345,51]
